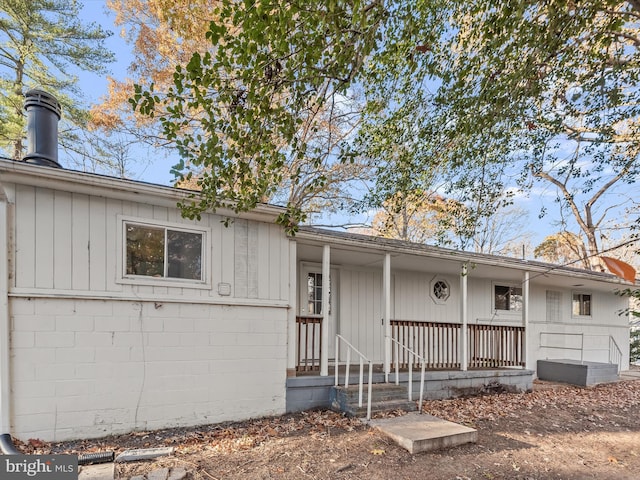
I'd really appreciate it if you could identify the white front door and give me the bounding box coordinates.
[299,264,338,359]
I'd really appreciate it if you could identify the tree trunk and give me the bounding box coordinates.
[12,59,25,160]
[583,203,604,272]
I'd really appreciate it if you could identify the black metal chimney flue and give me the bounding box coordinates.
[22,89,62,168]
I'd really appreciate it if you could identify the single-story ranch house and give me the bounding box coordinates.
[0,158,633,442]
[0,91,634,443]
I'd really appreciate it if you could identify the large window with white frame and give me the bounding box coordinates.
[124,221,205,282]
[494,284,523,312]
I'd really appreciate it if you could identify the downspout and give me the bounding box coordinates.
[0,184,19,454]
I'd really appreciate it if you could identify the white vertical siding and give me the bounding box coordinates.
[71,193,90,290]
[248,221,259,298]
[274,224,288,300]
[219,217,236,296]
[338,268,383,362]
[467,277,495,323]
[393,271,460,323]
[104,199,122,291]
[209,214,224,293]
[14,185,35,287]
[34,188,54,288]
[89,197,107,291]
[258,222,270,299]
[9,182,289,303]
[234,220,249,298]
[53,191,72,290]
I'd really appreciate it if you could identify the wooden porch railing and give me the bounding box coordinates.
[391,320,461,369]
[391,320,525,369]
[468,324,525,368]
[297,318,525,373]
[296,316,322,372]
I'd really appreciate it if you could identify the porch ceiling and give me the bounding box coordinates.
[298,242,522,280]
[295,233,627,293]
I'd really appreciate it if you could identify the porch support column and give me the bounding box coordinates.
[383,252,391,381]
[286,240,297,376]
[320,244,330,376]
[460,263,468,371]
[523,271,530,370]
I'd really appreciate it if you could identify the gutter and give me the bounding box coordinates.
[295,226,627,286]
[0,186,18,453]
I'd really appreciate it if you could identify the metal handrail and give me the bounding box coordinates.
[539,332,623,372]
[539,332,586,361]
[335,334,373,421]
[609,336,623,374]
[390,337,426,414]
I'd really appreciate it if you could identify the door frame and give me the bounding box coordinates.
[298,262,339,358]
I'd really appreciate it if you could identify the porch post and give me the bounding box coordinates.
[383,252,391,381]
[460,263,468,371]
[286,240,297,376]
[320,244,330,376]
[523,271,530,370]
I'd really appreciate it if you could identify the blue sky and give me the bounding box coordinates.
[78,0,177,185]
[78,1,130,104]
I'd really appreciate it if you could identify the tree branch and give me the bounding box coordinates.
[627,0,640,15]
[605,30,640,48]
[585,157,636,212]
[533,168,589,236]
[600,7,640,20]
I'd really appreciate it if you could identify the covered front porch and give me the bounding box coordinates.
[285,227,539,414]
[287,227,532,378]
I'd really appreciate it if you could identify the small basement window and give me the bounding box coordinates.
[494,284,523,312]
[125,222,204,281]
[572,293,592,316]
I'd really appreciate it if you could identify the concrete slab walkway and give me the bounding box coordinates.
[620,369,640,381]
[369,412,477,454]
[78,464,188,480]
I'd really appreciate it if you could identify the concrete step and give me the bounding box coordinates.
[330,384,419,417]
[334,383,409,402]
[370,412,477,454]
[343,398,419,417]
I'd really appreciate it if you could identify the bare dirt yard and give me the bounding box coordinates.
[21,375,640,480]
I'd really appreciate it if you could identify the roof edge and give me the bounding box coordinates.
[0,159,285,222]
[295,226,633,286]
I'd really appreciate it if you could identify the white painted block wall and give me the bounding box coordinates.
[10,297,288,441]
